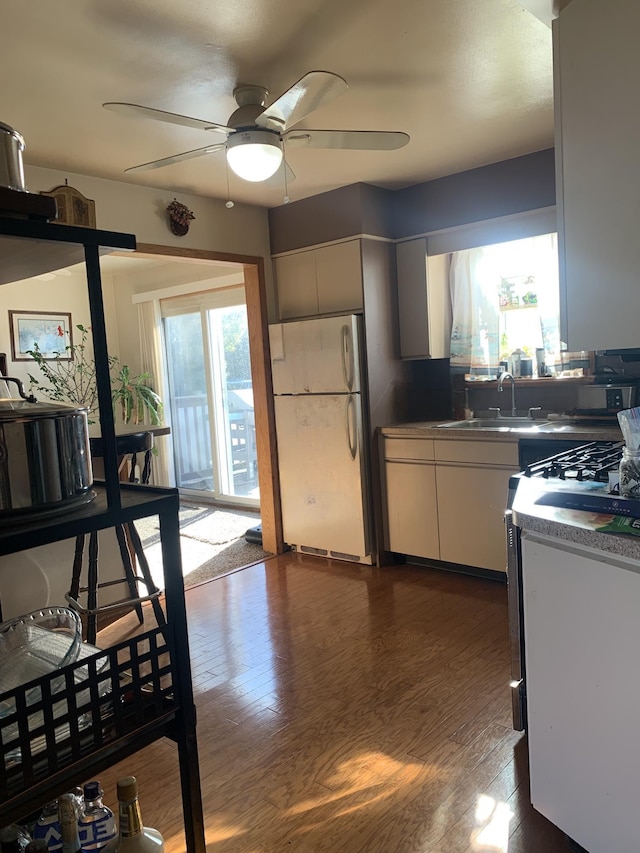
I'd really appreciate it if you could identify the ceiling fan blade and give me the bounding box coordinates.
[103,102,232,135]
[284,129,410,151]
[124,143,226,173]
[255,71,347,133]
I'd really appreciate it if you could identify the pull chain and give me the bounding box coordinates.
[225,154,234,208]
[283,147,290,204]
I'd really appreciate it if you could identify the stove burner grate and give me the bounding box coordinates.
[524,441,624,483]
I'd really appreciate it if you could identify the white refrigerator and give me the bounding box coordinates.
[269,314,373,564]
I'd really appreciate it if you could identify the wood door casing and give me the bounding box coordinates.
[135,243,283,556]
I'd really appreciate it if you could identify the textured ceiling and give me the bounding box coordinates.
[1,0,553,208]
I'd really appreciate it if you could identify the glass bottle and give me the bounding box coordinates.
[0,826,23,853]
[58,794,81,853]
[619,446,640,497]
[25,843,49,853]
[33,802,62,853]
[109,777,164,852]
[35,790,83,853]
[78,782,116,852]
[25,842,49,853]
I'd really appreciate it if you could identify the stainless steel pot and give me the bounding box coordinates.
[0,378,93,515]
[0,122,26,192]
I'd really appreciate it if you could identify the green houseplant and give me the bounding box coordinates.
[26,323,163,426]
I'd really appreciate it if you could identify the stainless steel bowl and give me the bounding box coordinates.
[0,122,26,192]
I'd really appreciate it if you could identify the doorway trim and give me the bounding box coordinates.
[133,241,283,556]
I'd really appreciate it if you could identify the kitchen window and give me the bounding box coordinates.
[449,233,560,378]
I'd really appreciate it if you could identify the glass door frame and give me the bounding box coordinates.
[161,286,259,509]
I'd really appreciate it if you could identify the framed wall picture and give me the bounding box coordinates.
[9,310,73,361]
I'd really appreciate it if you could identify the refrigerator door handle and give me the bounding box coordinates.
[346,395,358,460]
[341,324,355,391]
[270,323,285,362]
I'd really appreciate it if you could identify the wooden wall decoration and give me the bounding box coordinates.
[166,198,195,236]
[40,183,96,228]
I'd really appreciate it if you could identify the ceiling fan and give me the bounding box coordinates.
[103,71,410,184]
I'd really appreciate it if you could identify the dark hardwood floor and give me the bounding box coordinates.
[97,553,574,852]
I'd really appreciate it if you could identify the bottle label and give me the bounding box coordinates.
[118,805,143,838]
[33,822,62,853]
[78,813,117,849]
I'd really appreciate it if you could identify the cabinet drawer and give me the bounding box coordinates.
[383,437,435,462]
[434,439,518,466]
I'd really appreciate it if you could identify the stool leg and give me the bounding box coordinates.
[141,449,152,485]
[86,531,99,645]
[126,521,166,629]
[70,534,85,603]
[129,452,138,483]
[115,524,145,625]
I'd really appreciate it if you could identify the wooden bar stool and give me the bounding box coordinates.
[66,431,167,644]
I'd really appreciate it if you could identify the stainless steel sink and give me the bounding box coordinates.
[435,418,553,431]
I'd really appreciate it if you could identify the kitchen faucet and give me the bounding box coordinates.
[498,371,517,417]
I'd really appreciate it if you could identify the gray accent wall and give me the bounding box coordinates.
[268,148,556,252]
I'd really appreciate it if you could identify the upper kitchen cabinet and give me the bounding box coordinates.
[274,239,363,320]
[395,238,451,359]
[555,0,640,350]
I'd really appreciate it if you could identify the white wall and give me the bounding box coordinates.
[0,268,119,404]
[24,164,276,320]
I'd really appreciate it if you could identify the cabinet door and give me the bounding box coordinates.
[395,238,451,359]
[274,251,318,319]
[435,462,516,571]
[556,0,640,350]
[315,240,363,315]
[384,460,439,559]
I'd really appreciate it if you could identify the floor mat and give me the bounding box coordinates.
[136,503,269,588]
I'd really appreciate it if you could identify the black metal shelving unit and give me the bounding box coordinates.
[0,216,205,851]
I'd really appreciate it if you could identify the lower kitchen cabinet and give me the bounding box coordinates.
[435,462,515,570]
[385,459,439,560]
[382,434,519,572]
[382,436,440,560]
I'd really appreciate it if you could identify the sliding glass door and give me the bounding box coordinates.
[162,287,258,506]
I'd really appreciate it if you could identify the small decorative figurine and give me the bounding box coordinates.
[166,198,195,236]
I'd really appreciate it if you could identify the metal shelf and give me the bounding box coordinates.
[0,627,180,824]
[0,215,205,851]
[0,483,181,556]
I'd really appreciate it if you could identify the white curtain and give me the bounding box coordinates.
[137,300,173,486]
[449,247,501,375]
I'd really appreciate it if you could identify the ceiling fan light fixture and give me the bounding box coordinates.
[226,130,283,182]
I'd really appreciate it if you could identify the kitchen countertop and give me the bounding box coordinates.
[512,477,640,561]
[380,419,622,443]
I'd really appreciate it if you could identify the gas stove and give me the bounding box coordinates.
[510,440,640,519]
[523,441,624,483]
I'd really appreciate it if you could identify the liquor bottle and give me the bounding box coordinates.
[78,782,116,852]
[109,777,164,852]
[25,842,49,853]
[58,794,81,853]
[0,826,23,853]
[34,789,82,853]
[33,802,62,852]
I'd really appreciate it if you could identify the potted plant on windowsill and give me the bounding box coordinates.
[26,323,163,429]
